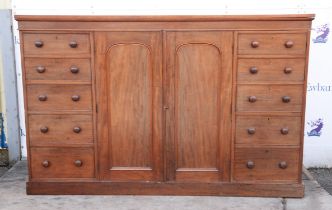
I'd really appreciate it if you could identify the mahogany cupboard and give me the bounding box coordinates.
[15,14,314,197]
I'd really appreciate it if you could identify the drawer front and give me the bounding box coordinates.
[31,147,94,179]
[238,33,306,55]
[27,85,92,111]
[234,148,300,182]
[235,116,301,146]
[25,58,91,81]
[236,85,303,112]
[23,33,90,56]
[237,58,305,82]
[29,114,93,146]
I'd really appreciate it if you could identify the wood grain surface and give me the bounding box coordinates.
[26,84,92,112]
[236,85,303,112]
[28,114,93,146]
[235,115,301,146]
[237,58,305,83]
[25,58,91,81]
[23,33,90,57]
[166,31,233,182]
[95,31,163,181]
[238,33,307,55]
[234,148,300,182]
[30,147,95,179]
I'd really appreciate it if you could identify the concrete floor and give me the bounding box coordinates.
[0,167,8,177]
[1,161,332,210]
[308,168,332,195]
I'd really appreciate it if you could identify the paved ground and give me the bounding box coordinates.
[1,161,332,210]
[0,167,8,177]
[308,168,332,195]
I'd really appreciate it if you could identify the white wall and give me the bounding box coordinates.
[304,9,332,167]
[12,0,332,167]
[0,0,11,9]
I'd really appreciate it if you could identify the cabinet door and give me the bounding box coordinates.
[165,32,233,182]
[95,32,163,181]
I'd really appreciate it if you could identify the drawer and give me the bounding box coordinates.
[236,85,303,112]
[235,116,301,146]
[25,58,91,81]
[29,114,93,146]
[233,148,300,182]
[27,84,92,112]
[238,33,306,55]
[237,58,305,83]
[30,147,95,179]
[23,33,90,56]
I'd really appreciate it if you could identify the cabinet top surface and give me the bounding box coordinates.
[15,14,315,22]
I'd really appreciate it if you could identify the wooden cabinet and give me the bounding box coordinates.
[16,14,314,197]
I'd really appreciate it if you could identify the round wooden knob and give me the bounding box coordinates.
[284,67,292,74]
[38,95,47,101]
[249,66,258,74]
[69,41,78,48]
[279,161,288,169]
[280,128,289,135]
[251,41,259,48]
[40,126,49,133]
[73,126,81,133]
[36,66,46,73]
[282,96,291,103]
[285,40,294,48]
[247,160,255,169]
[248,96,257,103]
[34,40,43,48]
[74,160,83,167]
[247,127,256,135]
[70,66,80,74]
[71,95,80,102]
[42,160,50,168]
